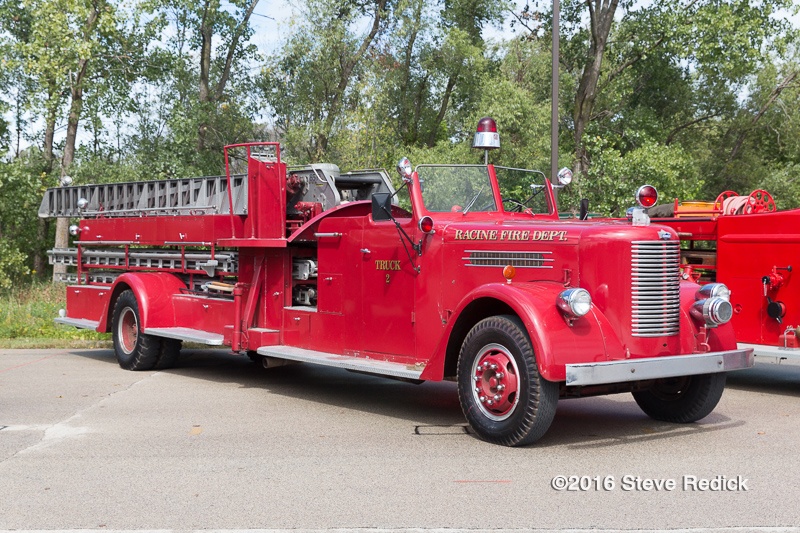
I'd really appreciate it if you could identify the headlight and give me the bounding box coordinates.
[690,297,733,326]
[696,283,731,301]
[557,288,592,318]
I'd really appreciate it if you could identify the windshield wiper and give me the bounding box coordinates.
[462,186,485,214]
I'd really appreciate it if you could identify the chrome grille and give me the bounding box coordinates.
[464,250,552,268]
[631,240,681,337]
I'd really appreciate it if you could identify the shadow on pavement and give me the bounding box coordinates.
[66,347,759,448]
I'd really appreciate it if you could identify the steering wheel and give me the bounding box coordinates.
[744,189,776,214]
[451,205,462,213]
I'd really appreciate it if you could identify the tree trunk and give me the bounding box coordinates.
[52,3,100,282]
[427,71,458,148]
[317,0,387,156]
[572,0,619,179]
[36,83,58,279]
[197,0,214,152]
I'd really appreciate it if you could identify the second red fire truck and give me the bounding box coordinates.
[42,118,753,446]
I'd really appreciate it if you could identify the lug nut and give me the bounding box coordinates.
[496,372,504,380]
[494,394,501,401]
[498,384,505,391]
[474,387,481,393]
[479,395,486,403]
[487,399,494,406]
[474,375,481,382]
[490,363,498,370]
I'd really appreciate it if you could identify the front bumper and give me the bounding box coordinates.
[565,348,754,387]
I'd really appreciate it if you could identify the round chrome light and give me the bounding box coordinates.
[557,288,592,318]
[418,216,434,234]
[396,157,413,181]
[77,198,89,209]
[69,225,81,236]
[60,175,73,187]
[636,185,658,208]
[557,167,573,185]
[696,283,731,302]
[691,297,733,326]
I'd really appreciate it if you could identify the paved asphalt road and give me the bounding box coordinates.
[1,348,800,532]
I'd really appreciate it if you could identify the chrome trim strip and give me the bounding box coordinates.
[463,250,554,255]
[465,264,554,269]
[565,349,754,386]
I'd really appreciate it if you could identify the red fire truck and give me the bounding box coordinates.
[648,190,800,362]
[41,120,753,446]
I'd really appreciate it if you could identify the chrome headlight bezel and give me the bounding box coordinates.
[696,283,731,302]
[690,297,733,326]
[557,288,592,318]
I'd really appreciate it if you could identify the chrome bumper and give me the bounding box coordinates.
[565,348,754,387]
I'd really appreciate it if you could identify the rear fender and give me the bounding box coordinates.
[420,282,624,382]
[98,273,186,332]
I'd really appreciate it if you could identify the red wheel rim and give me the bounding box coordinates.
[471,343,520,421]
[118,307,138,354]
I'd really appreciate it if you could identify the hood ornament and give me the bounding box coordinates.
[658,229,672,241]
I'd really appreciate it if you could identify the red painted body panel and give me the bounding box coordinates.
[656,207,800,348]
[96,273,186,332]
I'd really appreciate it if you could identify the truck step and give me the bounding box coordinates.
[256,345,424,380]
[144,327,224,345]
[55,317,100,330]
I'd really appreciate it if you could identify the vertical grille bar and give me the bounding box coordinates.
[631,240,681,337]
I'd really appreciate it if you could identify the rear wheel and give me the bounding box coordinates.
[112,290,161,371]
[632,373,726,423]
[457,315,558,446]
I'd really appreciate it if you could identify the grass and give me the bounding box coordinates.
[0,281,112,348]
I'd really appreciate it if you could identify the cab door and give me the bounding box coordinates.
[360,215,416,358]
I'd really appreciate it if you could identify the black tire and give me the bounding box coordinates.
[632,372,726,423]
[457,315,558,446]
[154,339,182,370]
[111,290,162,371]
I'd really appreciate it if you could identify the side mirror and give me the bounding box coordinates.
[557,167,573,186]
[372,192,393,222]
[396,157,413,183]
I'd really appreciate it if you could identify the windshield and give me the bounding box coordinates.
[416,165,497,213]
[494,166,551,215]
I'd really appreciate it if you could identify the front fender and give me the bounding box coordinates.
[420,282,625,382]
[98,273,186,332]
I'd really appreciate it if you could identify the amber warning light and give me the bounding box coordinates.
[502,265,516,284]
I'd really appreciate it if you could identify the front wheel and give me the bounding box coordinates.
[112,290,162,371]
[457,315,558,446]
[632,373,726,423]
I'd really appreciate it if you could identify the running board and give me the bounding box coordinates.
[55,317,100,330]
[256,345,424,380]
[144,327,224,345]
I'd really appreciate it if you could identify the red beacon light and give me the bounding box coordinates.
[636,185,658,208]
[473,117,500,150]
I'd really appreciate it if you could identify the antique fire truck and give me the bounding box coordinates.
[648,190,800,362]
[41,119,753,446]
